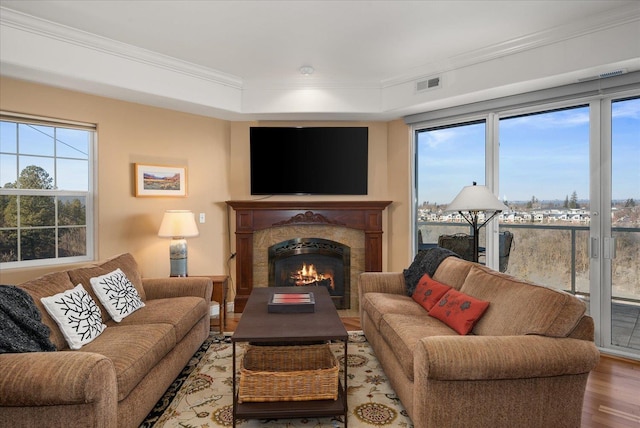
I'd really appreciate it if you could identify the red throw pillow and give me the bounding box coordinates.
[411,274,451,311]
[429,289,490,335]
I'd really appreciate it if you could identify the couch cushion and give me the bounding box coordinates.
[113,296,207,342]
[379,313,458,381]
[428,288,490,335]
[460,266,587,337]
[81,323,175,401]
[412,273,451,311]
[98,253,146,301]
[19,271,76,350]
[432,256,475,290]
[361,292,427,331]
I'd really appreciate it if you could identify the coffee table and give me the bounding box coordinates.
[231,286,349,427]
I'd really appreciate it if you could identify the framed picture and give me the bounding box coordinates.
[134,163,187,197]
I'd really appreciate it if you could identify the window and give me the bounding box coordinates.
[0,113,95,268]
[408,78,640,358]
[415,120,486,247]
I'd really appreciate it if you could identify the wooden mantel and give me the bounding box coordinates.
[226,200,392,312]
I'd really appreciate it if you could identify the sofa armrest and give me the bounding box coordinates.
[415,335,600,381]
[0,351,117,407]
[358,272,406,296]
[143,276,212,303]
[358,272,407,319]
[412,335,599,427]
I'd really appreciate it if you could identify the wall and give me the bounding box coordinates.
[0,78,414,295]
[0,76,231,283]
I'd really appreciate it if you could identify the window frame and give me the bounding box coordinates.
[0,112,96,269]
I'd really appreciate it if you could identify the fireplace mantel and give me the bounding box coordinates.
[226,200,392,312]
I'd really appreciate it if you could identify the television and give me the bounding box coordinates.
[250,127,368,195]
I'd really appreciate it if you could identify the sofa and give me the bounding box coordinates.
[358,249,600,428]
[0,253,212,428]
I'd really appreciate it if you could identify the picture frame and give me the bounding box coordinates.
[134,163,187,197]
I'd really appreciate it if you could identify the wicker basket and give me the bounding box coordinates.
[238,344,339,403]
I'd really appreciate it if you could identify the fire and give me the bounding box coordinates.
[291,263,334,289]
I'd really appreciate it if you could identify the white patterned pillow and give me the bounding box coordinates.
[41,284,106,350]
[90,268,145,322]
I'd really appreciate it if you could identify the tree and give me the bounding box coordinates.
[569,191,578,209]
[2,165,56,261]
[564,195,569,209]
[625,198,636,207]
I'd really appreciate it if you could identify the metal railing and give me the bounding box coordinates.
[417,221,640,304]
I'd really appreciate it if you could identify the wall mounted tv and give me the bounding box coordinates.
[250,127,368,195]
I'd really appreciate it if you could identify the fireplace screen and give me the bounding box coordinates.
[268,238,350,309]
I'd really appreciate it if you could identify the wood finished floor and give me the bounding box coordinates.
[223,313,640,428]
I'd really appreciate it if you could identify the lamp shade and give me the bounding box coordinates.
[158,210,199,238]
[446,184,508,213]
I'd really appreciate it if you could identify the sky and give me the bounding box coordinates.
[416,97,640,206]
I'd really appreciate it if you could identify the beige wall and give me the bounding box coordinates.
[0,77,412,295]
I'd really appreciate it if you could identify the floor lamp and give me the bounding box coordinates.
[446,182,508,263]
[158,210,199,277]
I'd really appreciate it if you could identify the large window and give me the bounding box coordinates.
[0,114,95,267]
[410,82,640,359]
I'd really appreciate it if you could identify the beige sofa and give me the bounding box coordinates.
[0,253,212,428]
[359,254,600,428]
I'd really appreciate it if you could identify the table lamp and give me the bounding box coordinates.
[158,210,199,277]
[446,182,508,262]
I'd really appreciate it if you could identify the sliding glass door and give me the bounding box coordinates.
[498,105,590,293]
[413,90,640,359]
[604,96,640,353]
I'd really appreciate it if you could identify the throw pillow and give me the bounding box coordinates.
[40,284,106,350]
[429,288,490,335]
[411,274,451,311]
[89,268,145,322]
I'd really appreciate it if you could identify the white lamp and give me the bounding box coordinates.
[446,182,508,263]
[158,210,199,277]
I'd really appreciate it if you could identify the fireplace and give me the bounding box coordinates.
[269,238,350,309]
[226,200,392,312]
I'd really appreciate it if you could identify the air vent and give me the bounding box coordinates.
[578,69,627,82]
[598,69,625,79]
[416,75,442,93]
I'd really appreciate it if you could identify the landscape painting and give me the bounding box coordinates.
[134,163,187,197]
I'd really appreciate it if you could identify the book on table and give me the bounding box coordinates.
[268,292,315,313]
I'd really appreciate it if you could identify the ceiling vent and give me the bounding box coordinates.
[578,69,627,82]
[416,75,442,93]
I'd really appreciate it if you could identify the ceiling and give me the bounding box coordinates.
[1,0,639,121]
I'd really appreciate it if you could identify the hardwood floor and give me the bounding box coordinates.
[223,313,640,427]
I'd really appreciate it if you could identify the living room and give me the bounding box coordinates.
[1,2,639,426]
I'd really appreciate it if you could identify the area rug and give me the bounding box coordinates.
[141,331,414,427]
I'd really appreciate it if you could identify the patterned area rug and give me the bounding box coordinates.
[141,331,414,427]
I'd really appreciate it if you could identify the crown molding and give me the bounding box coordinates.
[0,7,243,89]
[381,3,640,89]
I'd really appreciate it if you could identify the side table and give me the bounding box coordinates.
[192,275,228,333]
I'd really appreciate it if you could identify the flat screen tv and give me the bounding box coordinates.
[250,127,368,195]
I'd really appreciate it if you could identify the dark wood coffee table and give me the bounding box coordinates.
[231,286,349,427]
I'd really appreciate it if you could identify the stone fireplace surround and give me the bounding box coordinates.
[226,201,392,312]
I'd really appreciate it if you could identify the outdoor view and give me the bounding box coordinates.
[0,121,91,263]
[416,96,639,353]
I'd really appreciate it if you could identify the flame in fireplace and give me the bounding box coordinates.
[291,263,334,289]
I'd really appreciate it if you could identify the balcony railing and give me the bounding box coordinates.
[418,221,640,302]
